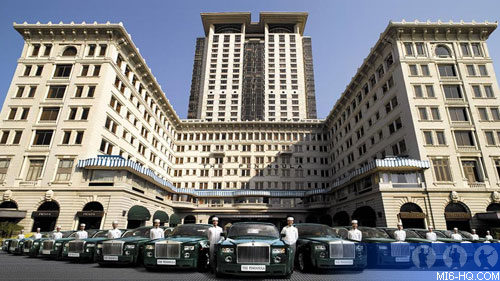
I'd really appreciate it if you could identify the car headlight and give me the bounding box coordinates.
[124,244,135,250]
[272,248,286,254]
[378,245,388,250]
[274,256,282,263]
[97,244,102,248]
[86,243,95,248]
[34,242,39,245]
[314,245,326,251]
[221,247,234,254]
[55,243,62,246]
[184,245,195,251]
[145,245,154,250]
[224,256,233,263]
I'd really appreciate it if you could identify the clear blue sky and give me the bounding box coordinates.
[0,0,499,118]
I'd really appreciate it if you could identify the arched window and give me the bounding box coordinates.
[0,201,17,209]
[487,203,500,212]
[400,203,423,213]
[183,215,196,224]
[38,201,59,211]
[62,46,77,56]
[435,45,451,57]
[82,201,104,211]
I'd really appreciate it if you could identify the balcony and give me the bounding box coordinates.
[456,146,480,153]
[466,182,488,189]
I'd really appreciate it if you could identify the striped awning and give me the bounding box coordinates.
[77,156,430,199]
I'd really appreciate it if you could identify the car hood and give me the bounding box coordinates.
[55,238,75,243]
[76,237,109,243]
[221,238,284,246]
[162,236,207,243]
[108,236,151,243]
[299,236,344,244]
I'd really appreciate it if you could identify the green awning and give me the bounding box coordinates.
[169,213,181,225]
[127,205,151,221]
[153,210,169,223]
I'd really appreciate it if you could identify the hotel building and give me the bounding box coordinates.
[0,13,499,235]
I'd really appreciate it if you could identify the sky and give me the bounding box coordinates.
[0,0,499,119]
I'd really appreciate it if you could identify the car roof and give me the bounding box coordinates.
[231,222,276,226]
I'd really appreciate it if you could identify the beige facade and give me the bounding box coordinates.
[0,17,499,235]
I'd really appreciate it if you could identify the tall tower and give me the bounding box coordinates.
[187,12,318,122]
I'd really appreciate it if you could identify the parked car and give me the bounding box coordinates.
[62,229,127,261]
[1,238,13,252]
[143,224,211,271]
[8,235,32,255]
[294,223,366,272]
[40,230,99,259]
[95,226,166,266]
[22,232,52,256]
[215,222,293,278]
[331,226,412,268]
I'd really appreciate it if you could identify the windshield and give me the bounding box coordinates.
[296,225,338,238]
[62,231,75,238]
[414,230,447,239]
[41,233,52,238]
[458,231,473,239]
[228,224,279,239]
[123,227,151,238]
[359,227,390,238]
[441,230,462,239]
[171,225,209,238]
[94,231,109,238]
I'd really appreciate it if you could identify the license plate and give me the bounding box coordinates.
[241,265,266,272]
[9,247,15,251]
[42,250,51,255]
[395,256,410,262]
[68,253,80,257]
[24,249,30,253]
[335,259,354,265]
[157,259,176,265]
[104,256,118,261]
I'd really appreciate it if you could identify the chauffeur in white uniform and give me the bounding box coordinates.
[107,221,122,239]
[75,223,88,239]
[348,220,362,241]
[33,228,42,239]
[425,226,437,241]
[470,229,479,241]
[393,222,406,242]
[281,216,299,267]
[17,229,25,239]
[150,219,164,239]
[207,217,223,271]
[52,226,63,239]
[451,228,463,241]
[485,230,494,241]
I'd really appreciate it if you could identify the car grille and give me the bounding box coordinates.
[102,241,124,255]
[24,240,33,249]
[42,240,54,251]
[237,243,270,264]
[390,243,410,257]
[69,241,86,253]
[155,242,181,258]
[329,241,355,259]
[10,240,19,248]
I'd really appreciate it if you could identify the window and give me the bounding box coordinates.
[54,159,74,181]
[454,131,475,146]
[93,65,101,76]
[0,159,10,182]
[62,46,77,56]
[438,64,456,77]
[485,131,496,145]
[414,85,423,98]
[62,131,71,144]
[419,108,429,120]
[436,131,446,145]
[43,44,52,56]
[435,45,451,57]
[53,64,72,78]
[421,65,430,76]
[416,43,425,56]
[47,85,66,99]
[491,108,500,121]
[485,86,494,98]
[12,131,22,144]
[478,108,489,121]
[8,108,17,120]
[461,43,471,57]
[472,85,482,98]
[388,118,402,134]
[30,44,40,56]
[20,108,29,120]
[448,107,469,122]
[430,107,440,120]
[87,44,96,56]
[409,65,418,75]
[87,86,95,97]
[424,131,433,145]
[462,160,482,183]
[28,86,36,98]
[0,131,9,144]
[81,108,89,120]
[33,130,53,146]
[15,86,24,98]
[75,131,84,144]
[404,43,413,55]
[99,44,107,56]
[35,65,43,76]
[478,65,488,76]
[23,65,32,76]
[471,43,482,56]
[75,86,83,97]
[26,158,45,181]
[443,85,462,99]
[467,65,476,76]
[68,108,77,120]
[432,158,452,181]
[99,139,114,155]
[81,65,89,76]
[40,107,60,121]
